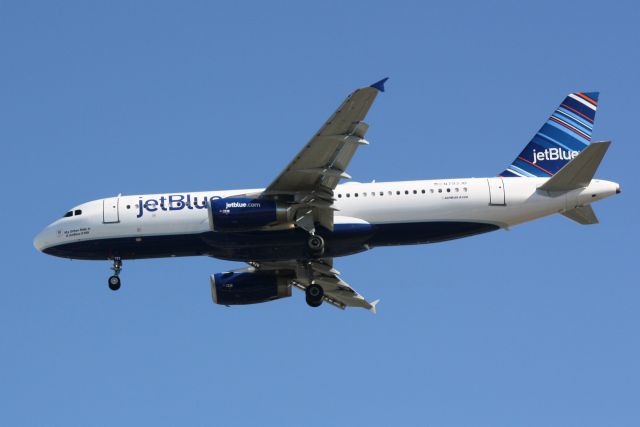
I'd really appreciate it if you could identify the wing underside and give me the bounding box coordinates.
[251,259,379,313]
[263,79,387,196]
[260,79,387,233]
[222,80,388,313]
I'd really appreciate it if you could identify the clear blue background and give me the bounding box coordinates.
[2,1,638,425]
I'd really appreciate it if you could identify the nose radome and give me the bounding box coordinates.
[34,228,48,252]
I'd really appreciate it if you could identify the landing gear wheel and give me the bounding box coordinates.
[108,257,123,291]
[307,235,325,253]
[306,298,322,308]
[108,275,121,291]
[305,283,324,307]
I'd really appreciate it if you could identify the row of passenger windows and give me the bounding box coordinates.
[337,187,468,198]
[62,209,82,218]
[60,187,467,218]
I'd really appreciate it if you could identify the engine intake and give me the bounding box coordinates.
[210,270,292,305]
[209,197,289,231]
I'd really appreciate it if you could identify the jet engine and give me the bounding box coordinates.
[210,270,292,305]
[209,197,289,231]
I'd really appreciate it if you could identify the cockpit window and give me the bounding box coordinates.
[74,209,82,216]
[63,211,73,218]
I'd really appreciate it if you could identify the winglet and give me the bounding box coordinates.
[370,78,389,92]
[368,299,380,314]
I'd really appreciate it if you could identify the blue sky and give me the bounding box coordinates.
[2,1,639,425]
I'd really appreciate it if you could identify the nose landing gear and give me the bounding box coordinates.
[108,257,122,291]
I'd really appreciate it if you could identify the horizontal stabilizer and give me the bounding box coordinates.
[562,205,599,225]
[539,141,611,192]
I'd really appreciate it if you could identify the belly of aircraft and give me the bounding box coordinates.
[43,221,499,261]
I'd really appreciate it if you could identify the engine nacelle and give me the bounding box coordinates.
[209,197,289,231]
[210,270,292,306]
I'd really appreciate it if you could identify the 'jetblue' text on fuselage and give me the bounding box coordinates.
[136,194,220,218]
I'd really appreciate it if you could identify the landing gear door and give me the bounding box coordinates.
[103,197,120,223]
[487,178,506,206]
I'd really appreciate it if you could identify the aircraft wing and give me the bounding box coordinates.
[251,259,380,313]
[260,79,387,232]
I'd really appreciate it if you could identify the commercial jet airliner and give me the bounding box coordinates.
[34,79,620,313]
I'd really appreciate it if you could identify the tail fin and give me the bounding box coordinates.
[500,92,599,177]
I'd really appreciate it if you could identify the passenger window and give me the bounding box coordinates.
[346,193,350,198]
[446,188,451,193]
[430,189,434,194]
[405,190,409,195]
[464,187,468,192]
[438,189,442,193]
[380,191,384,196]
[413,190,417,194]
[388,191,392,196]
[362,192,367,197]
[421,189,425,194]
[355,193,359,197]
[74,209,82,216]
[371,192,375,197]
[338,194,342,198]
[396,190,400,195]
[63,211,72,218]
[455,188,459,192]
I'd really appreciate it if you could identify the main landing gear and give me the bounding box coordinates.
[305,283,324,308]
[108,257,122,291]
[307,234,325,254]
[305,234,325,307]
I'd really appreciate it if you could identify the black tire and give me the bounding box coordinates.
[305,283,324,307]
[108,275,121,291]
[306,296,322,308]
[307,235,325,252]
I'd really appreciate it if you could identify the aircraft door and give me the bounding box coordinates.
[103,197,120,223]
[487,178,506,206]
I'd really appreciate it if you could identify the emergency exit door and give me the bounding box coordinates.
[103,197,120,223]
[487,178,506,206]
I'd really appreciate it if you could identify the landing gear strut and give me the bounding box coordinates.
[305,283,324,307]
[307,235,325,254]
[108,257,122,291]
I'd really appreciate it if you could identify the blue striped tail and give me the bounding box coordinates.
[500,92,599,177]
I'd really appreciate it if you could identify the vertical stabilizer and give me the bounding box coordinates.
[501,92,599,177]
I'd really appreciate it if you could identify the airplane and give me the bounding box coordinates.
[33,79,620,313]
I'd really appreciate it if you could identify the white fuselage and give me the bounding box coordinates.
[34,177,619,260]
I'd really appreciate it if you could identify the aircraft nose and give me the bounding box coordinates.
[34,226,51,252]
[34,229,45,252]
